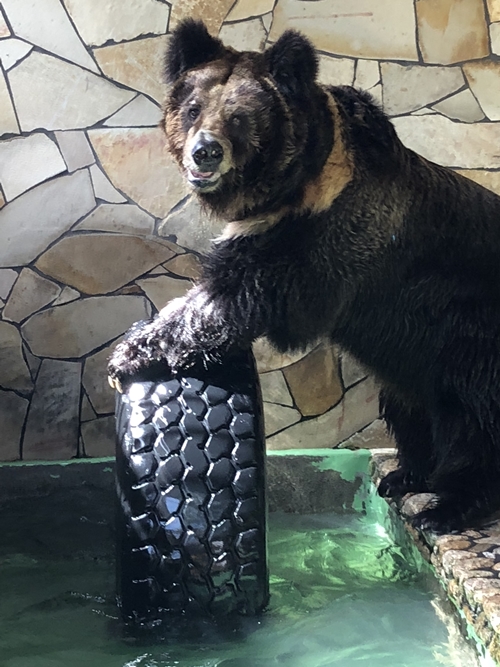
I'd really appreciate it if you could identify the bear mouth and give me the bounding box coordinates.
[187,169,221,190]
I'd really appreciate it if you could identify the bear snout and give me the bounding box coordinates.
[192,138,224,170]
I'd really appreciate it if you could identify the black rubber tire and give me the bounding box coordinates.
[115,350,269,624]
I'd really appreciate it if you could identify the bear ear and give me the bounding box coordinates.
[265,30,318,95]
[165,19,225,83]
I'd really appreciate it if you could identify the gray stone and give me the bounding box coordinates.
[338,419,393,450]
[2,0,99,72]
[0,390,28,460]
[22,295,151,358]
[104,95,163,127]
[22,359,81,460]
[83,341,120,415]
[219,19,267,52]
[0,7,10,38]
[463,61,500,121]
[9,51,135,131]
[90,164,126,203]
[136,274,191,311]
[3,267,61,323]
[0,268,18,300]
[0,170,96,267]
[81,415,115,457]
[22,344,41,381]
[55,131,95,172]
[0,321,33,392]
[432,89,485,123]
[75,203,155,236]
[263,402,301,437]
[81,393,97,422]
[0,68,19,137]
[52,286,80,306]
[259,370,294,407]
[318,55,355,86]
[158,196,224,253]
[381,62,465,116]
[340,350,368,388]
[0,38,33,70]
[0,133,67,201]
[355,59,380,90]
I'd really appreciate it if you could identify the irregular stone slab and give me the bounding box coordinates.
[81,393,97,422]
[158,195,223,252]
[104,95,163,127]
[0,268,18,300]
[9,51,135,131]
[0,8,10,38]
[367,83,382,107]
[170,0,234,34]
[55,130,95,172]
[226,0,275,21]
[0,390,28,460]
[456,170,500,197]
[3,267,61,323]
[411,107,438,115]
[318,55,355,86]
[463,61,500,121]
[264,402,301,437]
[340,350,368,388]
[2,0,99,73]
[22,344,41,380]
[432,89,485,123]
[0,190,4,208]
[262,13,272,33]
[22,359,81,460]
[83,342,119,415]
[270,0,418,61]
[81,415,115,457]
[260,370,294,407]
[0,68,19,137]
[93,37,166,104]
[0,170,95,267]
[52,286,80,306]
[163,253,202,280]
[36,234,175,295]
[89,164,126,203]
[392,115,500,169]
[0,133,66,201]
[488,0,500,22]
[266,375,380,450]
[0,321,32,392]
[381,62,464,116]
[283,343,343,417]
[88,127,188,218]
[355,59,380,90]
[75,203,155,235]
[219,19,267,52]
[63,0,169,47]
[0,38,33,70]
[253,337,312,373]
[491,22,500,56]
[137,274,190,310]
[338,418,393,450]
[22,295,151,358]
[416,0,489,65]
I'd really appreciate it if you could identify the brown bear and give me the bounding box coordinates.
[109,19,500,533]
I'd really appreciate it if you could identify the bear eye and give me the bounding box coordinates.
[188,105,201,121]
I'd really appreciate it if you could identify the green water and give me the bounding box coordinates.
[0,501,480,667]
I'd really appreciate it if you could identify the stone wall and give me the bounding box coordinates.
[0,0,499,461]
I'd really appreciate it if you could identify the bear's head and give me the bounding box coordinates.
[163,19,328,221]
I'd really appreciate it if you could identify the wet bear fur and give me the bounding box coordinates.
[109,20,500,533]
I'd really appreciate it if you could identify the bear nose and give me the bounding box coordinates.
[192,140,224,169]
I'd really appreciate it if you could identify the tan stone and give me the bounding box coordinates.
[338,418,393,450]
[52,286,80,306]
[2,0,99,72]
[456,169,500,196]
[81,416,115,457]
[158,195,223,253]
[416,0,489,65]
[164,254,202,280]
[0,68,19,137]
[0,268,18,300]
[170,0,234,34]
[263,402,301,437]
[253,337,313,373]
[355,59,380,90]
[226,0,275,21]
[22,359,81,460]
[88,127,188,218]
[93,37,166,104]
[392,115,500,169]
[83,342,119,414]
[89,164,126,203]
[340,350,368,388]
[22,295,151,358]
[75,203,155,236]
[63,0,169,47]
[55,131,95,172]
[9,52,135,131]
[0,321,32,392]
[0,189,4,209]
[463,61,500,121]
[137,275,191,310]
[0,390,27,460]
[317,55,355,87]
[104,95,163,128]
[219,19,267,52]
[381,62,464,116]
[0,38,33,70]
[262,13,272,33]
[36,234,174,295]
[432,88,485,123]
[283,343,343,417]
[0,8,10,38]
[260,370,294,407]
[266,375,380,450]
[0,133,66,201]
[3,268,61,323]
[270,0,418,61]
[488,0,500,22]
